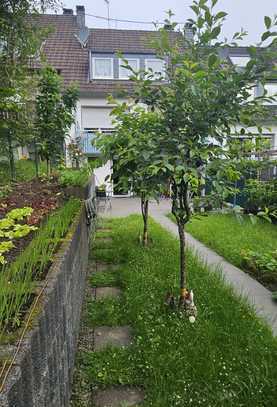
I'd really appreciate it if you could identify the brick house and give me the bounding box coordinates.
[35,6,277,193]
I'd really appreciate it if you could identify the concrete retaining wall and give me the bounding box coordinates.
[0,204,91,406]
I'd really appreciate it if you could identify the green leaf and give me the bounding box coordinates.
[264,16,271,29]
[190,5,199,15]
[261,31,271,42]
[211,26,221,39]
[211,0,218,7]
[208,54,218,67]
[215,11,228,21]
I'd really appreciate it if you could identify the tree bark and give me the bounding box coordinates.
[171,179,191,301]
[34,142,39,178]
[46,158,51,176]
[177,220,186,295]
[141,195,149,246]
[7,130,16,182]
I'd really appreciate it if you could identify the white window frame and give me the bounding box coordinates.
[145,58,166,79]
[118,58,139,80]
[92,57,114,79]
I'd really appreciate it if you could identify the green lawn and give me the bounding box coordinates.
[75,215,277,406]
[180,213,276,267]
[0,159,47,185]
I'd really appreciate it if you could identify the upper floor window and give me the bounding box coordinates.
[119,58,139,79]
[145,58,166,79]
[229,56,250,68]
[92,57,113,79]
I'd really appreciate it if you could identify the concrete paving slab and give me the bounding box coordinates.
[95,262,120,273]
[95,236,113,245]
[102,197,277,336]
[94,326,132,350]
[93,386,144,407]
[95,287,122,300]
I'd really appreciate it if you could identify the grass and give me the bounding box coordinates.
[169,213,277,270]
[0,198,81,342]
[0,159,47,185]
[75,215,277,407]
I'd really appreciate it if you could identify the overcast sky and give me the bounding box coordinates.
[59,0,276,44]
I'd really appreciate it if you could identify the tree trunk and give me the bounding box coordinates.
[34,142,39,178]
[46,158,51,176]
[177,220,186,299]
[141,196,149,246]
[171,179,191,301]
[7,130,16,182]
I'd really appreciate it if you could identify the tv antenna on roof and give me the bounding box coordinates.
[104,0,110,28]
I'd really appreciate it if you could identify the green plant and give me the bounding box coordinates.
[272,292,277,301]
[75,216,277,406]
[168,213,277,290]
[0,198,80,338]
[243,179,277,216]
[35,66,78,175]
[119,0,276,307]
[0,207,37,264]
[96,101,164,245]
[241,249,277,276]
[58,167,91,187]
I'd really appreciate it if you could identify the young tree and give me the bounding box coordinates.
[128,0,277,308]
[35,66,78,175]
[0,0,59,180]
[96,99,165,245]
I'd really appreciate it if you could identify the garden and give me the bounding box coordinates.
[1,0,277,405]
[72,216,277,406]
[0,0,93,387]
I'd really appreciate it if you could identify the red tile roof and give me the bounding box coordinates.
[31,14,183,96]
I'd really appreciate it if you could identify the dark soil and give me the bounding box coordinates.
[0,177,65,267]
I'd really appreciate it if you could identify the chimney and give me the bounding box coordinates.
[63,8,73,15]
[184,21,194,43]
[76,5,85,28]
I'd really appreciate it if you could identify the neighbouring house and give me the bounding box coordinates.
[33,6,277,194]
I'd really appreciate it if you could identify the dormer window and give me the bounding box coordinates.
[145,58,166,79]
[92,57,113,79]
[119,58,139,79]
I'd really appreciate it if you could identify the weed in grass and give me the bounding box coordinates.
[81,347,139,388]
[86,298,128,327]
[78,216,277,406]
[90,271,121,288]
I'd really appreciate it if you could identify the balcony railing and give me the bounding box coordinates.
[80,132,100,155]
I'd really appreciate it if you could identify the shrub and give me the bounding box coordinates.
[241,249,277,281]
[243,179,277,215]
[58,167,91,187]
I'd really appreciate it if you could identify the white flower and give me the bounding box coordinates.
[189,316,196,324]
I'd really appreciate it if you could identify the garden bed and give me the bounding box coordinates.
[0,198,81,344]
[0,204,90,406]
[168,213,277,292]
[73,216,277,406]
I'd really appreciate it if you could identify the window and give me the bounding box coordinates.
[92,58,113,79]
[119,58,139,79]
[229,56,250,68]
[145,58,166,79]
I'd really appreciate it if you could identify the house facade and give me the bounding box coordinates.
[36,6,277,192]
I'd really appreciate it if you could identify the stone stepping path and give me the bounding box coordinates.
[94,326,132,351]
[91,261,120,273]
[95,286,122,300]
[93,386,144,407]
[95,237,113,244]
